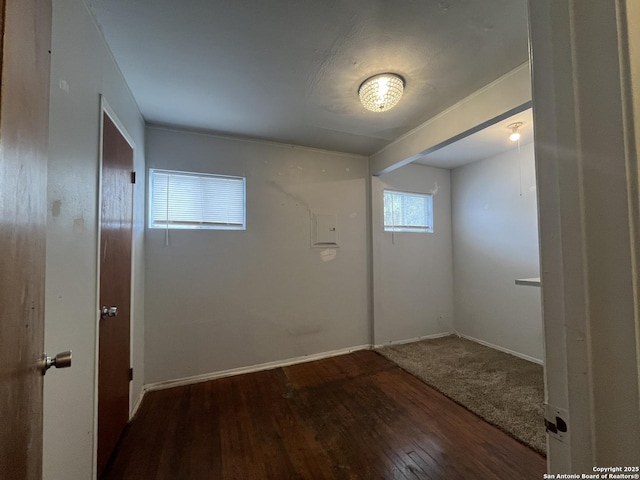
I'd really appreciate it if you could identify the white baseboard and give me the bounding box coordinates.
[130,390,145,419]
[374,331,453,349]
[129,333,540,414]
[455,332,544,365]
[142,344,372,394]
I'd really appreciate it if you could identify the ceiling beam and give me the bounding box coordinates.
[369,62,532,176]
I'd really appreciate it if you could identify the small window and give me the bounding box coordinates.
[383,189,433,233]
[149,168,246,230]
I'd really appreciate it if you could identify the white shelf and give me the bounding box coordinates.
[515,277,541,287]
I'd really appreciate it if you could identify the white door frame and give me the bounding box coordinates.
[528,0,640,472]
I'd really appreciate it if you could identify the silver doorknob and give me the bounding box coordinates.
[40,350,72,375]
[101,306,118,318]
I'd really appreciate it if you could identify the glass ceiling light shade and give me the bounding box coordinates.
[358,73,405,112]
[508,122,523,142]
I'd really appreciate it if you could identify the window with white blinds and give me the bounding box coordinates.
[149,169,246,230]
[383,189,433,233]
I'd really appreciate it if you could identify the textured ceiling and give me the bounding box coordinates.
[86,0,529,156]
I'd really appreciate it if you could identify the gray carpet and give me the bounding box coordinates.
[377,335,545,455]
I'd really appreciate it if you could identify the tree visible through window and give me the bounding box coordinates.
[383,189,433,233]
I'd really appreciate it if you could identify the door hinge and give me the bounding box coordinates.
[129,368,133,382]
[131,171,136,184]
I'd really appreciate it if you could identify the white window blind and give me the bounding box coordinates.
[383,189,433,233]
[149,169,246,230]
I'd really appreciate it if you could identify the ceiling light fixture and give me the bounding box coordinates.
[358,73,405,112]
[508,122,523,142]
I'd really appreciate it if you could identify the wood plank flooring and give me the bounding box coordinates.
[102,351,546,480]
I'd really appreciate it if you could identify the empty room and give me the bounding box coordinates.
[1,1,639,480]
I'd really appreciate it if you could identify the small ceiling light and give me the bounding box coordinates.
[358,73,405,112]
[508,122,523,142]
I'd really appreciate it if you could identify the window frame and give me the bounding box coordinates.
[383,188,434,233]
[148,168,246,231]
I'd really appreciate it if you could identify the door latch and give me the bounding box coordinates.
[544,403,569,443]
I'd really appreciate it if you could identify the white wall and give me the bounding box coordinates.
[372,164,454,345]
[144,127,370,384]
[44,1,145,479]
[451,142,542,361]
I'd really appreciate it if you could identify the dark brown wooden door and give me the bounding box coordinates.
[0,0,51,478]
[97,113,134,475]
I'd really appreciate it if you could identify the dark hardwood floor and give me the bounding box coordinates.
[102,351,546,479]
